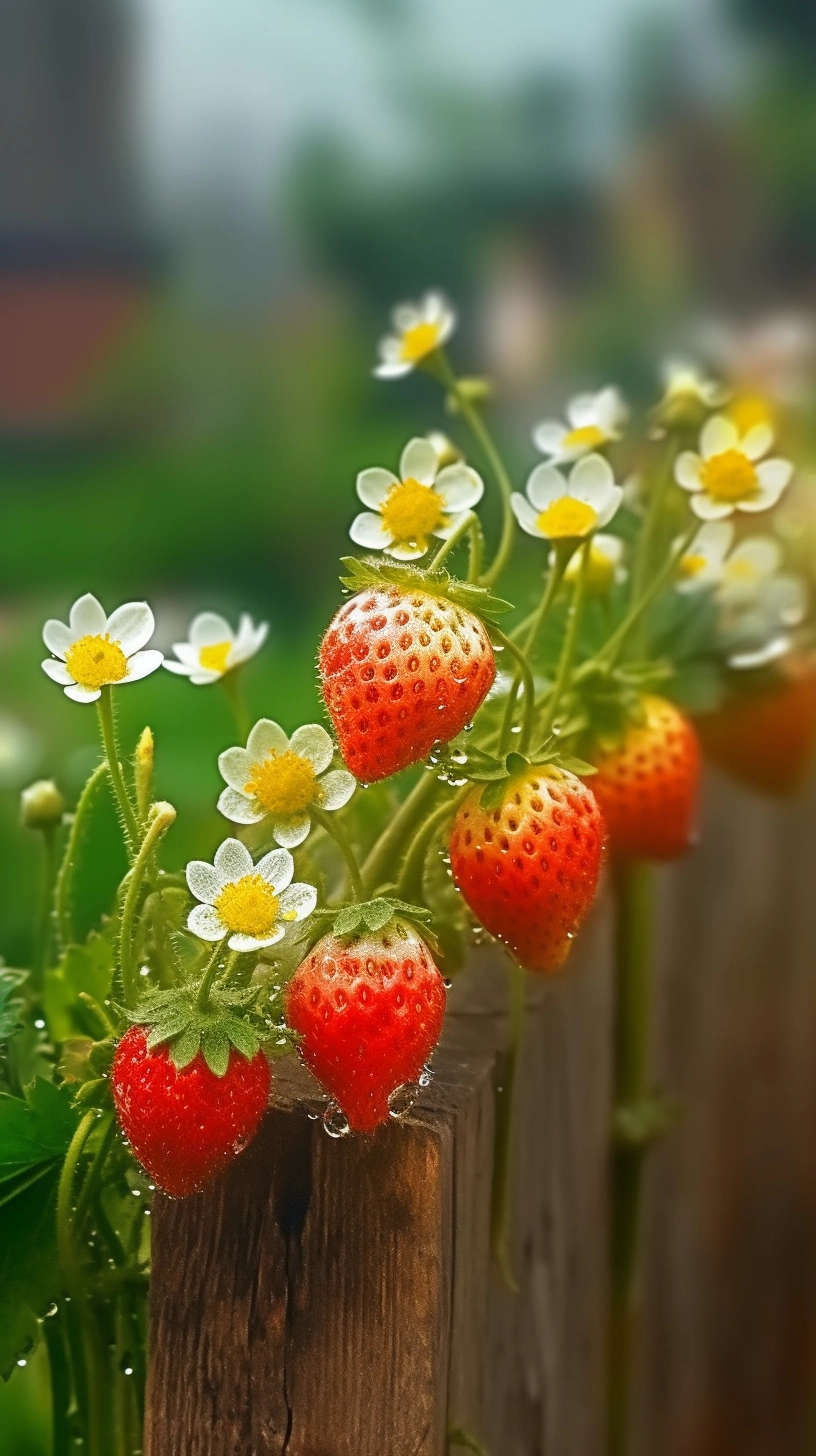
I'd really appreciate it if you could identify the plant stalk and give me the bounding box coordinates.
[54,761,109,952]
[96,688,140,856]
[491,958,526,1291]
[311,806,365,901]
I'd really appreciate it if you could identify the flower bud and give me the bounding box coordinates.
[426,431,462,469]
[20,778,65,831]
[446,376,493,414]
[135,726,154,820]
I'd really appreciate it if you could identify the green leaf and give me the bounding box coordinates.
[201,1026,230,1077]
[558,756,597,776]
[337,556,512,623]
[0,1165,64,1377]
[0,1080,80,1188]
[361,900,393,931]
[43,933,113,1043]
[478,779,508,814]
[0,970,27,1043]
[333,905,363,936]
[222,1019,260,1061]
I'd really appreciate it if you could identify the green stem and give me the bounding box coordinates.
[432,352,516,587]
[195,936,230,1013]
[448,1426,491,1456]
[73,1114,117,1235]
[592,522,697,673]
[540,537,592,736]
[608,858,653,1456]
[221,668,251,741]
[118,802,177,1008]
[310,806,365,901]
[55,761,109,952]
[428,510,477,573]
[34,825,58,989]
[361,771,443,892]
[96,687,140,857]
[395,791,464,901]
[629,439,676,610]
[491,627,536,755]
[43,1313,73,1456]
[491,959,526,1291]
[56,1111,96,1279]
[499,543,573,753]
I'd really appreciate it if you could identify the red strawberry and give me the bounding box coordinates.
[111,1026,271,1197]
[285,921,446,1133]
[319,586,495,782]
[449,766,605,973]
[588,694,700,860]
[695,656,816,797]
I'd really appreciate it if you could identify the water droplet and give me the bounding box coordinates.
[34,1018,45,1030]
[464,722,474,732]
[45,1302,59,1318]
[388,1082,418,1120]
[119,1353,134,1375]
[322,1104,350,1139]
[510,724,521,735]
[451,751,468,765]
[442,978,453,990]
[360,783,369,791]
[418,1068,433,1088]
[17,1359,26,1368]
[139,966,149,977]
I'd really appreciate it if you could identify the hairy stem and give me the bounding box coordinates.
[395,790,466,901]
[96,688,140,856]
[33,825,58,989]
[311,806,365,901]
[361,771,444,892]
[591,521,697,673]
[54,761,109,952]
[499,543,573,752]
[540,537,592,735]
[427,510,478,574]
[195,936,231,1013]
[491,627,536,755]
[221,668,251,741]
[118,802,177,1008]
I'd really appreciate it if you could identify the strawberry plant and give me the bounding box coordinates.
[1,294,812,1456]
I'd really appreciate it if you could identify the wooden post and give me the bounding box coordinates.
[145,903,613,1456]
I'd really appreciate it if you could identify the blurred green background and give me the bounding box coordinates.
[2,0,816,1443]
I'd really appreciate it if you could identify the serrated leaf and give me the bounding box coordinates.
[222,1019,260,1061]
[361,900,393,931]
[0,1080,80,1188]
[43,933,113,1043]
[201,1026,230,1077]
[170,1025,201,1070]
[0,1164,63,1377]
[333,905,363,936]
[0,969,27,1043]
[337,556,512,623]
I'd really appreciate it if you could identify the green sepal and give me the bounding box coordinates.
[312,895,434,941]
[122,983,268,1077]
[338,556,512,623]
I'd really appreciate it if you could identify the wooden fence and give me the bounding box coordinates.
[144,769,816,1456]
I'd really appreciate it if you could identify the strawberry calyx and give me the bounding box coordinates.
[432,741,596,811]
[338,555,512,624]
[566,659,672,755]
[119,983,293,1077]
[310,895,435,940]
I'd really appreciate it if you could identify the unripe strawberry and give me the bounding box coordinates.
[285,921,446,1133]
[589,694,700,860]
[695,656,816,797]
[319,586,495,782]
[111,1026,271,1197]
[449,766,605,973]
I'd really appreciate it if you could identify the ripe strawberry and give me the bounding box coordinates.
[449,766,605,973]
[285,921,446,1133]
[588,694,700,860]
[319,586,495,782]
[695,656,816,797]
[111,1026,271,1197]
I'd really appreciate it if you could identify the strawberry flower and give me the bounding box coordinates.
[532,386,628,464]
[374,291,456,379]
[659,359,729,413]
[186,838,317,952]
[676,521,734,592]
[41,593,163,704]
[349,436,483,561]
[218,719,355,848]
[674,416,793,520]
[559,532,626,594]
[512,455,623,542]
[164,611,268,685]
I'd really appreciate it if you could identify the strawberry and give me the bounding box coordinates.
[588,694,700,860]
[285,916,446,1133]
[695,656,816,797]
[449,765,605,973]
[319,582,495,783]
[111,1026,271,1197]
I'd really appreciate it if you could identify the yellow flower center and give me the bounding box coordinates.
[199,640,232,674]
[678,552,707,580]
[724,558,760,584]
[381,477,445,550]
[536,496,598,539]
[399,320,441,363]
[728,395,773,436]
[700,449,758,504]
[562,424,606,450]
[65,634,128,690]
[215,874,279,938]
[566,541,616,593]
[246,750,318,817]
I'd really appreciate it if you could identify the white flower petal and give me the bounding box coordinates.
[742,423,774,461]
[189,612,234,648]
[756,458,793,494]
[350,512,394,551]
[272,814,312,849]
[729,637,791,671]
[700,415,738,458]
[42,620,73,658]
[256,847,294,892]
[214,838,254,885]
[162,658,195,677]
[385,539,427,560]
[526,462,568,511]
[278,882,318,922]
[64,683,101,703]
[356,467,399,510]
[105,602,155,656]
[186,860,222,904]
[374,359,413,380]
[399,437,438,486]
[568,453,615,510]
[124,650,164,683]
[41,658,73,685]
[691,494,735,521]
[595,486,624,528]
[230,615,268,665]
[511,494,545,537]
[288,722,334,774]
[675,452,704,492]
[319,768,356,811]
[393,303,420,332]
[69,594,106,638]
[567,392,597,428]
[435,463,484,511]
[218,746,253,792]
[246,719,289,761]
[217,787,263,824]
[432,510,471,540]
[187,904,225,941]
[531,420,568,457]
[595,386,628,431]
[228,928,284,952]
[691,520,734,561]
[737,482,786,514]
[727,537,781,581]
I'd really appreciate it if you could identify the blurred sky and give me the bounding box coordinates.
[137,0,729,202]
